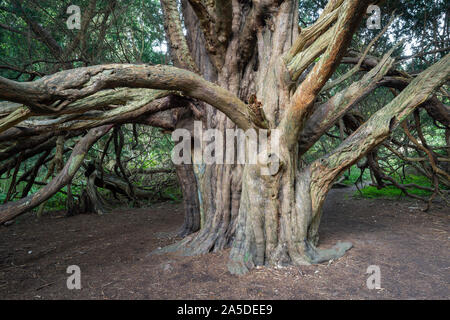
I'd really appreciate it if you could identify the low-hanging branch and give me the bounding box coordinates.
[0,64,260,130]
[0,125,112,224]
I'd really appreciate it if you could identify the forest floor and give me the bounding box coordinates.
[0,187,448,300]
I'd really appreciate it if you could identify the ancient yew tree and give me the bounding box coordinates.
[0,0,449,274]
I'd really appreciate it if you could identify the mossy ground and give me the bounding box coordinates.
[340,165,445,199]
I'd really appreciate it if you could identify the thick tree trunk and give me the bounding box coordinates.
[167,0,364,273]
[173,0,303,257]
[85,171,107,215]
[168,0,244,254]
[228,147,352,274]
[175,163,201,236]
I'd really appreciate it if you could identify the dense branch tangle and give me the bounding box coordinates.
[0,0,449,275]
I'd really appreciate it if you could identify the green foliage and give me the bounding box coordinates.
[41,191,67,211]
[355,184,431,199]
[0,0,166,80]
[161,185,182,203]
[354,174,435,199]
[341,165,371,186]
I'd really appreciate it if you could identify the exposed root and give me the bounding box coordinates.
[226,241,353,275]
[305,240,353,264]
[227,259,252,276]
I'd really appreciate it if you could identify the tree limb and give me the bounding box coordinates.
[0,125,112,224]
[281,0,370,148]
[309,52,450,213]
[0,64,259,130]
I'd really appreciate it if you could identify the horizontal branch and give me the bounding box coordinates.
[0,105,32,133]
[0,64,259,130]
[343,52,450,128]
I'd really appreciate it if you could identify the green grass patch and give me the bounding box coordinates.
[354,185,432,199]
[353,174,437,199]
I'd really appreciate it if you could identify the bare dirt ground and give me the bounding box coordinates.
[0,188,448,300]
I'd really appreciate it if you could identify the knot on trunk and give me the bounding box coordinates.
[247,94,267,128]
